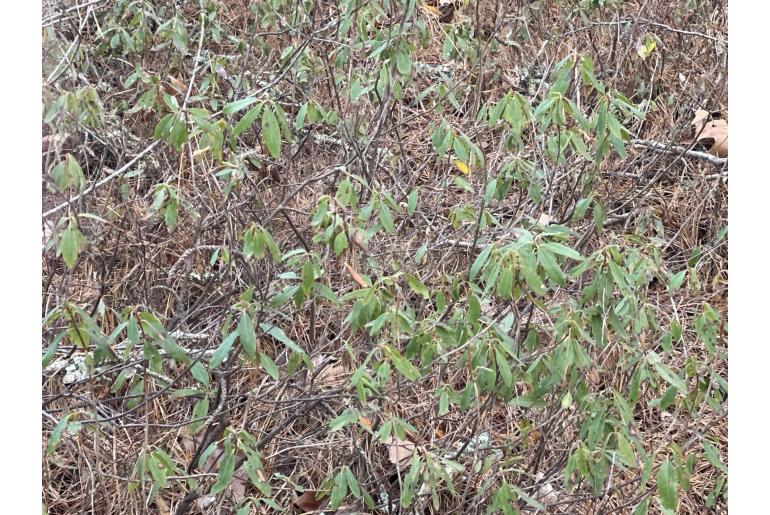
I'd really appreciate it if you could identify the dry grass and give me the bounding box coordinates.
[43,0,726,513]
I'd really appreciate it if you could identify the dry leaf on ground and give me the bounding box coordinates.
[295,490,323,513]
[384,436,415,468]
[692,108,728,157]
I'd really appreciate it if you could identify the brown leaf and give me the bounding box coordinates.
[315,364,348,387]
[384,436,415,468]
[358,417,373,431]
[691,108,711,131]
[691,109,728,157]
[295,490,323,513]
[345,263,368,288]
[524,430,542,449]
[167,75,186,95]
[697,119,728,157]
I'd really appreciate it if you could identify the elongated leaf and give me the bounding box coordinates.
[538,246,565,286]
[541,241,583,260]
[223,96,257,115]
[301,260,314,295]
[657,458,678,511]
[210,330,238,368]
[159,336,189,364]
[702,441,727,473]
[520,260,545,295]
[259,351,280,380]
[261,106,281,158]
[406,274,429,299]
[379,202,394,233]
[260,323,306,356]
[232,103,262,138]
[470,244,493,282]
[47,413,72,454]
[209,445,236,495]
[238,312,257,361]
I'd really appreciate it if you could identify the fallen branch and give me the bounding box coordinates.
[632,139,727,166]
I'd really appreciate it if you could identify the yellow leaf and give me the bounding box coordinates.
[421,2,441,15]
[453,160,470,174]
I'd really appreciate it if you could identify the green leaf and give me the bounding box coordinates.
[261,106,281,158]
[386,346,421,381]
[657,458,678,511]
[509,484,545,511]
[164,197,178,227]
[406,274,429,300]
[633,497,649,515]
[223,96,258,115]
[396,51,412,75]
[330,469,348,509]
[159,336,189,364]
[154,113,174,140]
[652,360,687,394]
[259,351,280,380]
[42,331,66,368]
[470,244,493,282]
[616,432,636,467]
[301,260,314,295]
[497,266,513,299]
[168,115,188,150]
[541,241,582,260]
[295,102,309,129]
[260,323,306,357]
[344,466,361,497]
[438,388,449,416]
[538,246,565,286]
[468,294,481,324]
[333,230,348,256]
[210,444,236,495]
[57,221,87,269]
[668,270,686,292]
[312,282,339,304]
[190,362,209,386]
[520,260,545,295]
[379,202,395,233]
[702,441,727,473]
[190,396,209,433]
[407,188,418,216]
[330,408,359,431]
[47,413,72,454]
[238,312,257,361]
[210,330,238,368]
[232,103,262,138]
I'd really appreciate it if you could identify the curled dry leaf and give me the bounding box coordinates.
[352,230,368,252]
[586,367,602,385]
[166,75,186,95]
[692,108,728,157]
[295,490,323,513]
[345,262,368,288]
[384,436,415,468]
